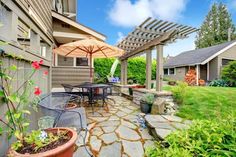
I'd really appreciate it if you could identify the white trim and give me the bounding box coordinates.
[52,11,106,41]
[53,31,90,40]
[73,57,76,67]
[207,62,210,81]
[201,41,236,65]
[55,53,58,66]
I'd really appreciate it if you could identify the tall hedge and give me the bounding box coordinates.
[94,57,156,84]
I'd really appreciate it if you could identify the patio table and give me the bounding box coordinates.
[74,83,113,113]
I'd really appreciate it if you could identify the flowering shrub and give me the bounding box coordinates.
[185,69,197,85]
[0,53,47,150]
[185,69,205,86]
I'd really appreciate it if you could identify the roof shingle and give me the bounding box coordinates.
[164,40,236,68]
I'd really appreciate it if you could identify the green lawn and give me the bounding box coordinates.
[164,86,236,120]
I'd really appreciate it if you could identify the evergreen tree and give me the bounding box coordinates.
[195,3,235,49]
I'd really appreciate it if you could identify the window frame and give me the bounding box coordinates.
[164,68,176,75]
[75,57,89,66]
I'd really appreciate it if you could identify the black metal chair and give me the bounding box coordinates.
[38,92,92,156]
[61,84,85,105]
[92,85,115,110]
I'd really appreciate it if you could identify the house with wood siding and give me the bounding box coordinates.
[0,0,54,154]
[0,0,105,154]
[51,0,106,87]
[164,40,236,83]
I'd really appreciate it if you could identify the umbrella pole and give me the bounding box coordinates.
[90,53,93,82]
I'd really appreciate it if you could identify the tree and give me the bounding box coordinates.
[195,3,235,49]
[222,61,236,87]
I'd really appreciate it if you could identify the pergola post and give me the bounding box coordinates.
[121,59,128,85]
[207,62,210,81]
[146,49,152,89]
[156,44,164,92]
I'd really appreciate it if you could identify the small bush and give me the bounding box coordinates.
[171,81,188,104]
[146,117,236,157]
[209,79,228,87]
[141,93,155,105]
[222,61,236,87]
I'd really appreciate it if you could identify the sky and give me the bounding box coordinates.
[77,0,236,57]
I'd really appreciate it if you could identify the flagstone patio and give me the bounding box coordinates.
[72,95,191,157]
[74,96,154,157]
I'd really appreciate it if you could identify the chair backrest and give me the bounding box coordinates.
[38,92,72,110]
[61,84,73,92]
[38,92,87,129]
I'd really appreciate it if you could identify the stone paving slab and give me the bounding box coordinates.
[99,142,122,157]
[145,114,191,140]
[122,140,144,157]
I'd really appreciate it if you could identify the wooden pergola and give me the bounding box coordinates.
[118,17,198,91]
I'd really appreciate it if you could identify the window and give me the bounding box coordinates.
[164,68,175,75]
[164,69,168,75]
[40,46,47,57]
[76,58,88,66]
[169,68,175,75]
[222,59,234,66]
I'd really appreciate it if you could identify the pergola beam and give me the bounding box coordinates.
[120,30,177,60]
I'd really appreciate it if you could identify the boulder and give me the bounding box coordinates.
[151,98,166,114]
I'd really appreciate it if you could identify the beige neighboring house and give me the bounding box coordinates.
[164,40,236,82]
[51,0,106,87]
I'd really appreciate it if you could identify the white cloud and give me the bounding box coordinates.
[150,33,196,58]
[116,32,125,43]
[163,33,196,57]
[108,0,188,27]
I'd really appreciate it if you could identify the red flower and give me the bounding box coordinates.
[34,87,42,96]
[39,60,43,65]
[43,71,48,76]
[32,61,40,70]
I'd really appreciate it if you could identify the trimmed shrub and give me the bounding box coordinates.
[209,79,229,87]
[222,61,236,87]
[145,117,236,157]
[171,81,188,104]
[94,57,156,85]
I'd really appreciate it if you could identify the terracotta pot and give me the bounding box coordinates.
[135,85,145,88]
[94,87,99,94]
[65,102,77,110]
[9,127,77,157]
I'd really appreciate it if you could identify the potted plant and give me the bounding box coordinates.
[0,54,77,157]
[140,93,155,114]
[128,79,134,95]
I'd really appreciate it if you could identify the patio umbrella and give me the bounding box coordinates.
[53,38,124,82]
